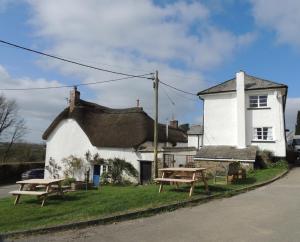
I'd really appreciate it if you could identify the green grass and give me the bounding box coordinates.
[0,165,287,233]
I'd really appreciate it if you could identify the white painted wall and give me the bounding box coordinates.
[236,71,246,148]
[201,87,286,157]
[44,118,161,183]
[202,93,237,146]
[245,89,286,157]
[188,135,203,149]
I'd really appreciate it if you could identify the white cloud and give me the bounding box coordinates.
[0,0,256,143]
[24,0,254,126]
[285,97,300,132]
[0,65,68,143]
[251,0,300,47]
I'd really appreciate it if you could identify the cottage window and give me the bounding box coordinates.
[102,165,107,173]
[163,154,174,168]
[249,95,268,108]
[253,127,273,141]
[186,155,194,164]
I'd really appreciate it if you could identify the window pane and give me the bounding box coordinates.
[249,96,258,108]
[259,95,268,107]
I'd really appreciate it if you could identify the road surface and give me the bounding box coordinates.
[0,184,18,199]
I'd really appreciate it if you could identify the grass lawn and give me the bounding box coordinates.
[0,165,288,233]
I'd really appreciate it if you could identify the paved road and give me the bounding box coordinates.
[7,167,300,242]
[0,184,18,199]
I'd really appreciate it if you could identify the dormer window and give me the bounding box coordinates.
[249,95,268,108]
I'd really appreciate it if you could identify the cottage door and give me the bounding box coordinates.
[93,165,101,187]
[140,161,152,185]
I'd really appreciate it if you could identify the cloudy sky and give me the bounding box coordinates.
[0,0,299,143]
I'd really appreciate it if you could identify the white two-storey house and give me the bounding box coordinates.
[195,71,288,167]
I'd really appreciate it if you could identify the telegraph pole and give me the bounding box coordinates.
[153,70,159,178]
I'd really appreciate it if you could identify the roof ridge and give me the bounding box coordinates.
[79,99,144,114]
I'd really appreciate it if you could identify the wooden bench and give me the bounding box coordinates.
[154,178,197,183]
[154,168,209,197]
[10,190,49,206]
[11,178,65,207]
[10,190,48,196]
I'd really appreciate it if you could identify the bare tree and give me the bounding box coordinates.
[0,95,17,137]
[2,119,27,163]
[0,95,27,163]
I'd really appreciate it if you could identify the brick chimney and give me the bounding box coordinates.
[69,86,80,113]
[169,120,178,129]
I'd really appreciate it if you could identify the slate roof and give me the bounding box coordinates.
[194,145,258,162]
[43,99,187,148]
[198,73,287,95]
[187,125,203,135]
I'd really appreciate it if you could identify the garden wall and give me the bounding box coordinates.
[0,162,44,184]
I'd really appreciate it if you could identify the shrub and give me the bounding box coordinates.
[268,159,288,169]
[62,155,83,179]
[45,157,61,179]
[61,177,76,186]
[105,158,138,184]
[256,150,274,168]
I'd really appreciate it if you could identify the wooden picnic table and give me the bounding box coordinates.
[154,167,209,197]
[10,178,65,207]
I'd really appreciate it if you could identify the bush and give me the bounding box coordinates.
[256,150,274,168]
[104,158,138,185]
[268,160,288,169]
[61,177,76,186]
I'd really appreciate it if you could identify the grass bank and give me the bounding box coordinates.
[0,165,288,233]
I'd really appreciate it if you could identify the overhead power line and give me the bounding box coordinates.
[0,39,154,79]
[160,80,197,96]
[0,74,151,91]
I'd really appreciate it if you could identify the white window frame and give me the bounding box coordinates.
[249,95,268,108]
[253,127,273,141]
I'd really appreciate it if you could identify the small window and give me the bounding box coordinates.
[186,155,194,163]
[249,95,268,108]
[253,127,273,141]
[163,154,174,168]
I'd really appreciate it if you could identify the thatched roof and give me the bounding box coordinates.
[198,73,287,95]
[43,99,187,148]
[194,145,258,162]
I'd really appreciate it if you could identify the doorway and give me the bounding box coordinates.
[93,164,101,187]
[140,161,152,185]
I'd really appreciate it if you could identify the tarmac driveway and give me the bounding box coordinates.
[6,167,300,242]
[0,184,18,199]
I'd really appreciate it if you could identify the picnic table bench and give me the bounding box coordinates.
[154,167,209,197]
[10,178,65,207]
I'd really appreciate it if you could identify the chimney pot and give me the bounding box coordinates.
[169,120,178,129]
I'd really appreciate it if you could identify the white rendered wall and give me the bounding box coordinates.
[203,93,237,146]
[245,89,286,157]
[236,71,246,148]
[45,119,160,182]
[188,135,203,149]
[201,87,286,157]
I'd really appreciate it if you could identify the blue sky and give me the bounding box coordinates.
[0,0,299,143]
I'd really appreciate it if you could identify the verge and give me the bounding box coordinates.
[0,168,289,240]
